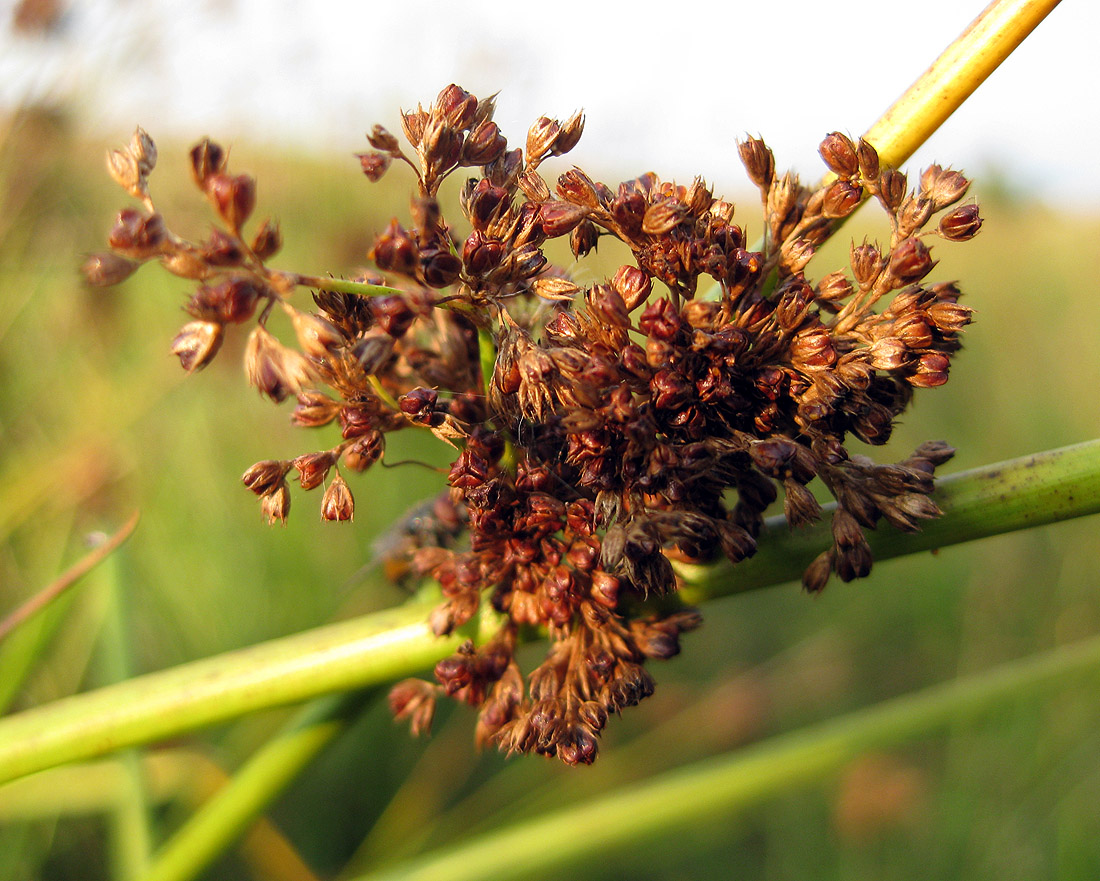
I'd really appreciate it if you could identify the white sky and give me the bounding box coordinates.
[2,0,1098,208]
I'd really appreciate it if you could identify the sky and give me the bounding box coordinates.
[2,0,1098,208]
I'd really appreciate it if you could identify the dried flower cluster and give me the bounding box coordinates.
[86,85,980,764]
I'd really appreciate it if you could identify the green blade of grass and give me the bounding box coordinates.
[140,692,367,881]
[0,440,1095,787]
[348,630,1100,881]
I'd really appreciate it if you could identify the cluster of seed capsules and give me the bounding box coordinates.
[86,84,980,764]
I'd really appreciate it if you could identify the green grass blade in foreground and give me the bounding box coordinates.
[95,550,153,881]
[140,692,367,881]
[350,630,1100,881]
[0,440,1096,786]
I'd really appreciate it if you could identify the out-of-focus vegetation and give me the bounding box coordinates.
[1,105,1099,881]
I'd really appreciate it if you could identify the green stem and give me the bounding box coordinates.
[140,692,369,881]
[348,630,1100,881]
[0,442,1096,787]
[96,551,152,881]
[293,275,405,298]
[677,439,1100,602]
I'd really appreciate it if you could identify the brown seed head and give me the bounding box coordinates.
[260,482,291,526]
[888,237,935,283]
[206,173,256,230]
[938,204,982,241]
[878,170,907,212]
[321,471,354,521]
[367,124,400,153]
[920,165,970,210]
[250,219,282,260]
[849,241,883,289]
[526,116,561,165]
[130,126,157,175]
[189,138,226,188]
[108,209,167,259]
[819,132,859,178]
[358,151,391,182]
[293,450,337,490]
[241,459,290,495]
[172,320,224,372]
[436,83,477,130]
[82,252,138,287]
[738,136,775,189]
[106,148,144,197]
[538,200,588,238]
[856,139,880,181]
[462,120,507,166]
[822,180,863,218]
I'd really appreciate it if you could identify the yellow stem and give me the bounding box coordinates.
[862,0,1062,169]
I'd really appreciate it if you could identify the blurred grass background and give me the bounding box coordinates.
[1,103,1099,881]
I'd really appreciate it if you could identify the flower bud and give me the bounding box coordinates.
[921,164,970,210]
[344,431,384,472]
[288,308,345,359]
[419,248,462,288]
[849,240,883,288]
[399,387,439,423]
[160,250,209,280]
[878,169,907,212]
[611,264,651,311]
[526,116,560,164]
[292,391,340,428]
[187,277,261,324]
[370,295,415,337]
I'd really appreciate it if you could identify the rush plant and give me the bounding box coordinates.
[1,2,1096,880]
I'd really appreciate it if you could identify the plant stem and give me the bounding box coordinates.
[348,629,1100,881]
[678,438,1100,601]
[96,550,152,881]
[0,441,1096,786]
[293,275,404,298]
[0,511,140,643]
[863,0,1062,170]
[140,692,368,881]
